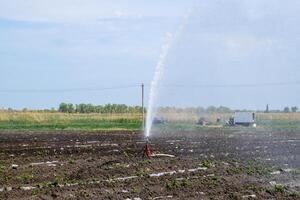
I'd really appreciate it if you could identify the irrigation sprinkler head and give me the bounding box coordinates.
[143,137,151,159]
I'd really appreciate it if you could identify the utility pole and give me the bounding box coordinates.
[141,83,145,132]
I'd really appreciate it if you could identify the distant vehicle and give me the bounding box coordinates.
[153,117,165,125]
[227,112,256,127]
[197,117,209,126]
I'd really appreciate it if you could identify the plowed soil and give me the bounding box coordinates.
[0,128,299,199]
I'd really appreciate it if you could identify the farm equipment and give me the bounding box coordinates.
[227,112,256,127]
[153,117,165,125]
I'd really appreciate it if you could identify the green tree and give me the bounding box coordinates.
[67,104,75,113]
[283,107,290,113]
[59,103,68,113]
[291,106,298,113]
[206,106,217,113]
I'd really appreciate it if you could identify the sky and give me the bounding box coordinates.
[0,0,299,110]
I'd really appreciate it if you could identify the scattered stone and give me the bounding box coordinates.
[150,171,176,177]
[269,181,277,186]
[21,186,36,191]
[270,171,281,175]
[153,196,173,199]
[282,168,293,173]
[242,194,256,198]
[11,164,18,169]
[151,154,175,158]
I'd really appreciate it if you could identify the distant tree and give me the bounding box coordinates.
[59,103,68,113]
[67,104,75,113]
[291,106,298,113]
[283,107,290,113]
[195,107,205,114]
[217,106,232,113]
[265,104,269,113]
[206,106,217,113]
[60,103,143,114]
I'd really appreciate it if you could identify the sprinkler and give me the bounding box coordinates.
[143,137,151,159]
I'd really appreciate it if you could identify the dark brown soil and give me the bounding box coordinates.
[0,128,299,199]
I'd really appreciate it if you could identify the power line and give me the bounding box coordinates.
[0,81,298,93]
[150,81,300,88]
[0,84,140,93]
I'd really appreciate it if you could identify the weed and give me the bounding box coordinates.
[136,169,146,177]
[47,176,60,187]
[228,192,239,200]
[31,189,40,196]
[291,168,300,175]
[201,159,212,168]
[289,192,300,198]
[266,185,287,195]
[78,190,90,198]
[166,180,179,190]
[68,159,75,164]
[0,164,5,173]
[227,166,242,175]
[17,173,34,184]
[181,178,190,187]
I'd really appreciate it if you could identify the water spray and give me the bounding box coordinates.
[142,9,193,159]
[145,10,192,138]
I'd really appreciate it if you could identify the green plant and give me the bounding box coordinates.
[78,190,90,198]
[181,179,190,187]
[289,192,300,198]
[201,159,212,168]
[31,189,40,196]
[48,176,60,187]
[17,173,34,184]
[228,192,239,200]
[266,185,287,195]
[0,164,5,173]
[166,180,179,190]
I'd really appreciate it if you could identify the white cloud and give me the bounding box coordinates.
[0,0,192,23]
[223,36,274,59]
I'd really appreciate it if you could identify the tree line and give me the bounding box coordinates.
[158,106,233,114]
[58,103,144,114]
[282,106,298,113]
[1,104,298,114]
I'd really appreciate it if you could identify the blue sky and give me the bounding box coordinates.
[0,0,299,110]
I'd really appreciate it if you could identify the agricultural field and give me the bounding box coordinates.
[0,111,142,131]
[0,112,300,199]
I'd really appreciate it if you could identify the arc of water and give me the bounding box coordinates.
[145,33,173,137]
[145,11,192,137]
